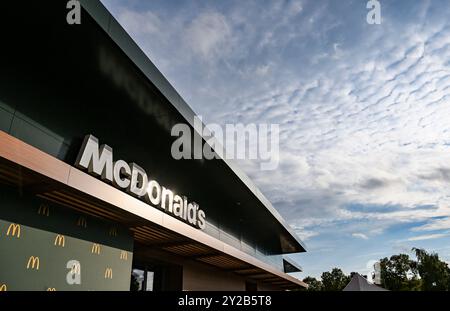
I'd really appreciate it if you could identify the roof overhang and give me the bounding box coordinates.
[0,130,307,289]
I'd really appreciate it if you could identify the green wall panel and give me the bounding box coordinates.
[0,186,133,291]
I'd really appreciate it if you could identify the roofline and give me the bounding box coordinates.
[79,0,306,254]
[283,256,303,273]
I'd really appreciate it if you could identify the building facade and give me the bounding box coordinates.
[0,1,306,291]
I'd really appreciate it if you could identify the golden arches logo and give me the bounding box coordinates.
[27,256,40,270]
[104,268,113,279]
[120,251,128,261]
[7,223,21,238]
[46,288,56,291]
[54,235,65,247]
[109,227,118,237]
[71,262,81,275]
[38,204,50,216]
[91,243,101,254]
[77,217,87,228]
[0,284,6,291]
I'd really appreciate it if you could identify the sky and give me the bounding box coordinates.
[100,0,450,279]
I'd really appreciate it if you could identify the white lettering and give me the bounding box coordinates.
[76,134,206,229]
[75,135,113,181]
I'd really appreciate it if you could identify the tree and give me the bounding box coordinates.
[379,254,418,291]
[413,248,450,291]
[321,268,350,291]
[302,276,323,291]
[300,247,450,292]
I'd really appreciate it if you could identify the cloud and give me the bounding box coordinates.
[418,168,450,182]
[359,178,392,190]
[116,10,161,35]
[184,12,232,60]
[412,217,450,231]
[352,233,369,240]
[407,232,450,241]
[291,225,319,241]
[289,1,303,16]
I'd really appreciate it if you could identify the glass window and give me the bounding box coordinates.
[131,268,154,291]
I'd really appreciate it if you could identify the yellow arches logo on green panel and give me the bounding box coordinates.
[7,223,21,238]
[120,251,128,261]
[54,235,65,247]
[104,268,113,279]
[91,243,101,254]
[72,263,81,275]
[27,256,40,270]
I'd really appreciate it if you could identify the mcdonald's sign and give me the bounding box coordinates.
[7,223,21,238]
[54,234,65,247]
[109,227,118,237]
[46,288,56,291]
[91,243,101,254]
[104,268,113,279]
[120,251,128,261]
[77,217,87,228]
[0,284,6,291]
[27,256,40,270]
[38,204,50,216]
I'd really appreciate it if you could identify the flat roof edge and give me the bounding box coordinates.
[80,0,306,254]
[283,256,303,273]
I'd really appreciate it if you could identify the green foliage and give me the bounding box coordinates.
[379,254,417,291]
[301,247,450,291]
[301,269,353,291]
[378,248,450,291]
[321,268,351,291]
[302,276,323,291]
[302,270,349,292]
[413,248,450,291]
